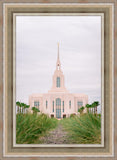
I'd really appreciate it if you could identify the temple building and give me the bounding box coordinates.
[29,44,88,118]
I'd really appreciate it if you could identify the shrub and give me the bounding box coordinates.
[16,113,58,144]
[62,113,101,144]
[32,107,40,114]
[70,113,76,118]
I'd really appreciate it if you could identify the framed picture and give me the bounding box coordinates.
[1,1,115,159]
[14,13,104,147]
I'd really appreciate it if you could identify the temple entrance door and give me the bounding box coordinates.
[56,98,61,118]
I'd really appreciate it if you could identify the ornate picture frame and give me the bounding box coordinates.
[0,1,115,159]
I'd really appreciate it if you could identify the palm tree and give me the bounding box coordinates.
[91,102,96,114]
[81,106,85,113]
[78,106,85,115]
[78,108,81,114]
[21,103,25,113]
[16,102,30,114]
[91,102,94,114]
[85,104,90,113]
[16,101,21,114]
[23,103,27,114]
[25,105,30,113]
[91,101,100,115]
[94,101,100,116]
[88,104,92,113]
[32,107,40,115]
[23,103,28,114]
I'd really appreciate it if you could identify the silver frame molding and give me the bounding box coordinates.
[3,3,114,157]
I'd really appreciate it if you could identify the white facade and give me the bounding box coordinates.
[29,44,88,118]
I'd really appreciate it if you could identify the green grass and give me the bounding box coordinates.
[16,113,101,144]
[60,113,101,144]
[16,113,58,144]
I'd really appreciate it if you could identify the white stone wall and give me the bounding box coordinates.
[29,93,88,118]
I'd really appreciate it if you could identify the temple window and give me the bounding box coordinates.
[77,101,83,107]
[34,101,40,109]
[56,77,60,88]
[56,98,61,106]
[63,101,64,112]
[46,100,48,109]
[69,100,71,109]
[53,101,54,112]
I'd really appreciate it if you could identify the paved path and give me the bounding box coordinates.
[40,123,70,144]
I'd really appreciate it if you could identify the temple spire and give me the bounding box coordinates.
[56,42,61,70]
[58,42,59,60]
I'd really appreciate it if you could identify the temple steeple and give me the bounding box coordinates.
[48,43,69,93]
[56,43,61,70]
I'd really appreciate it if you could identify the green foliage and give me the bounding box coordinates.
[16,101,21,113]
[16,101,21,107]
[32,107,40,114]
[26,105,30,108]
[78,108,80,112]
[70,114,76,118]
[16,101,30,114]
[81,106,85,110]
[78,106,85,114]
[98,114,101,118]
[85,101,100,114]
[61,113,101,144]
[91,101,100,114]
[85,104,91,113]
[16,113,58,144]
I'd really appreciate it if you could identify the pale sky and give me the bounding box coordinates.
[16,16,101,112]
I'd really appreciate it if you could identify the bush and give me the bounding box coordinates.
[61,113,101,144]
[70,113,76,118]
[16,113,58,144]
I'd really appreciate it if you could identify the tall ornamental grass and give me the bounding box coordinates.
[16,113,58,144]
[61,113,101,144]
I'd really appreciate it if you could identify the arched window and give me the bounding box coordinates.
[77,101,83,107]
[56,98,61,106]
[63,101,64,112]
[56,98,61,118]
[34,101,40,109]
[53,101,54,112]
[69,100,71,109]
[46,100,48,109]
[56,77,60,88]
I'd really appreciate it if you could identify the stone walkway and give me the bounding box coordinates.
[40,123,70,144]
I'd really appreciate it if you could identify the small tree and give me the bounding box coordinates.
[94,101,100,116]
[32,107,40,115]
[81,106,85,113]
[90,103,95,114]
[23,104,26,114]
[16,101,30,114]
[85,104,90,113]
[90,104,93,113]
[78,106,85,115]
[91,102,97,114]
[25,105,30,113]
[23,104,30,114]
[21,103,25,113]
[90,101,100,115]
[16,101,21,114]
